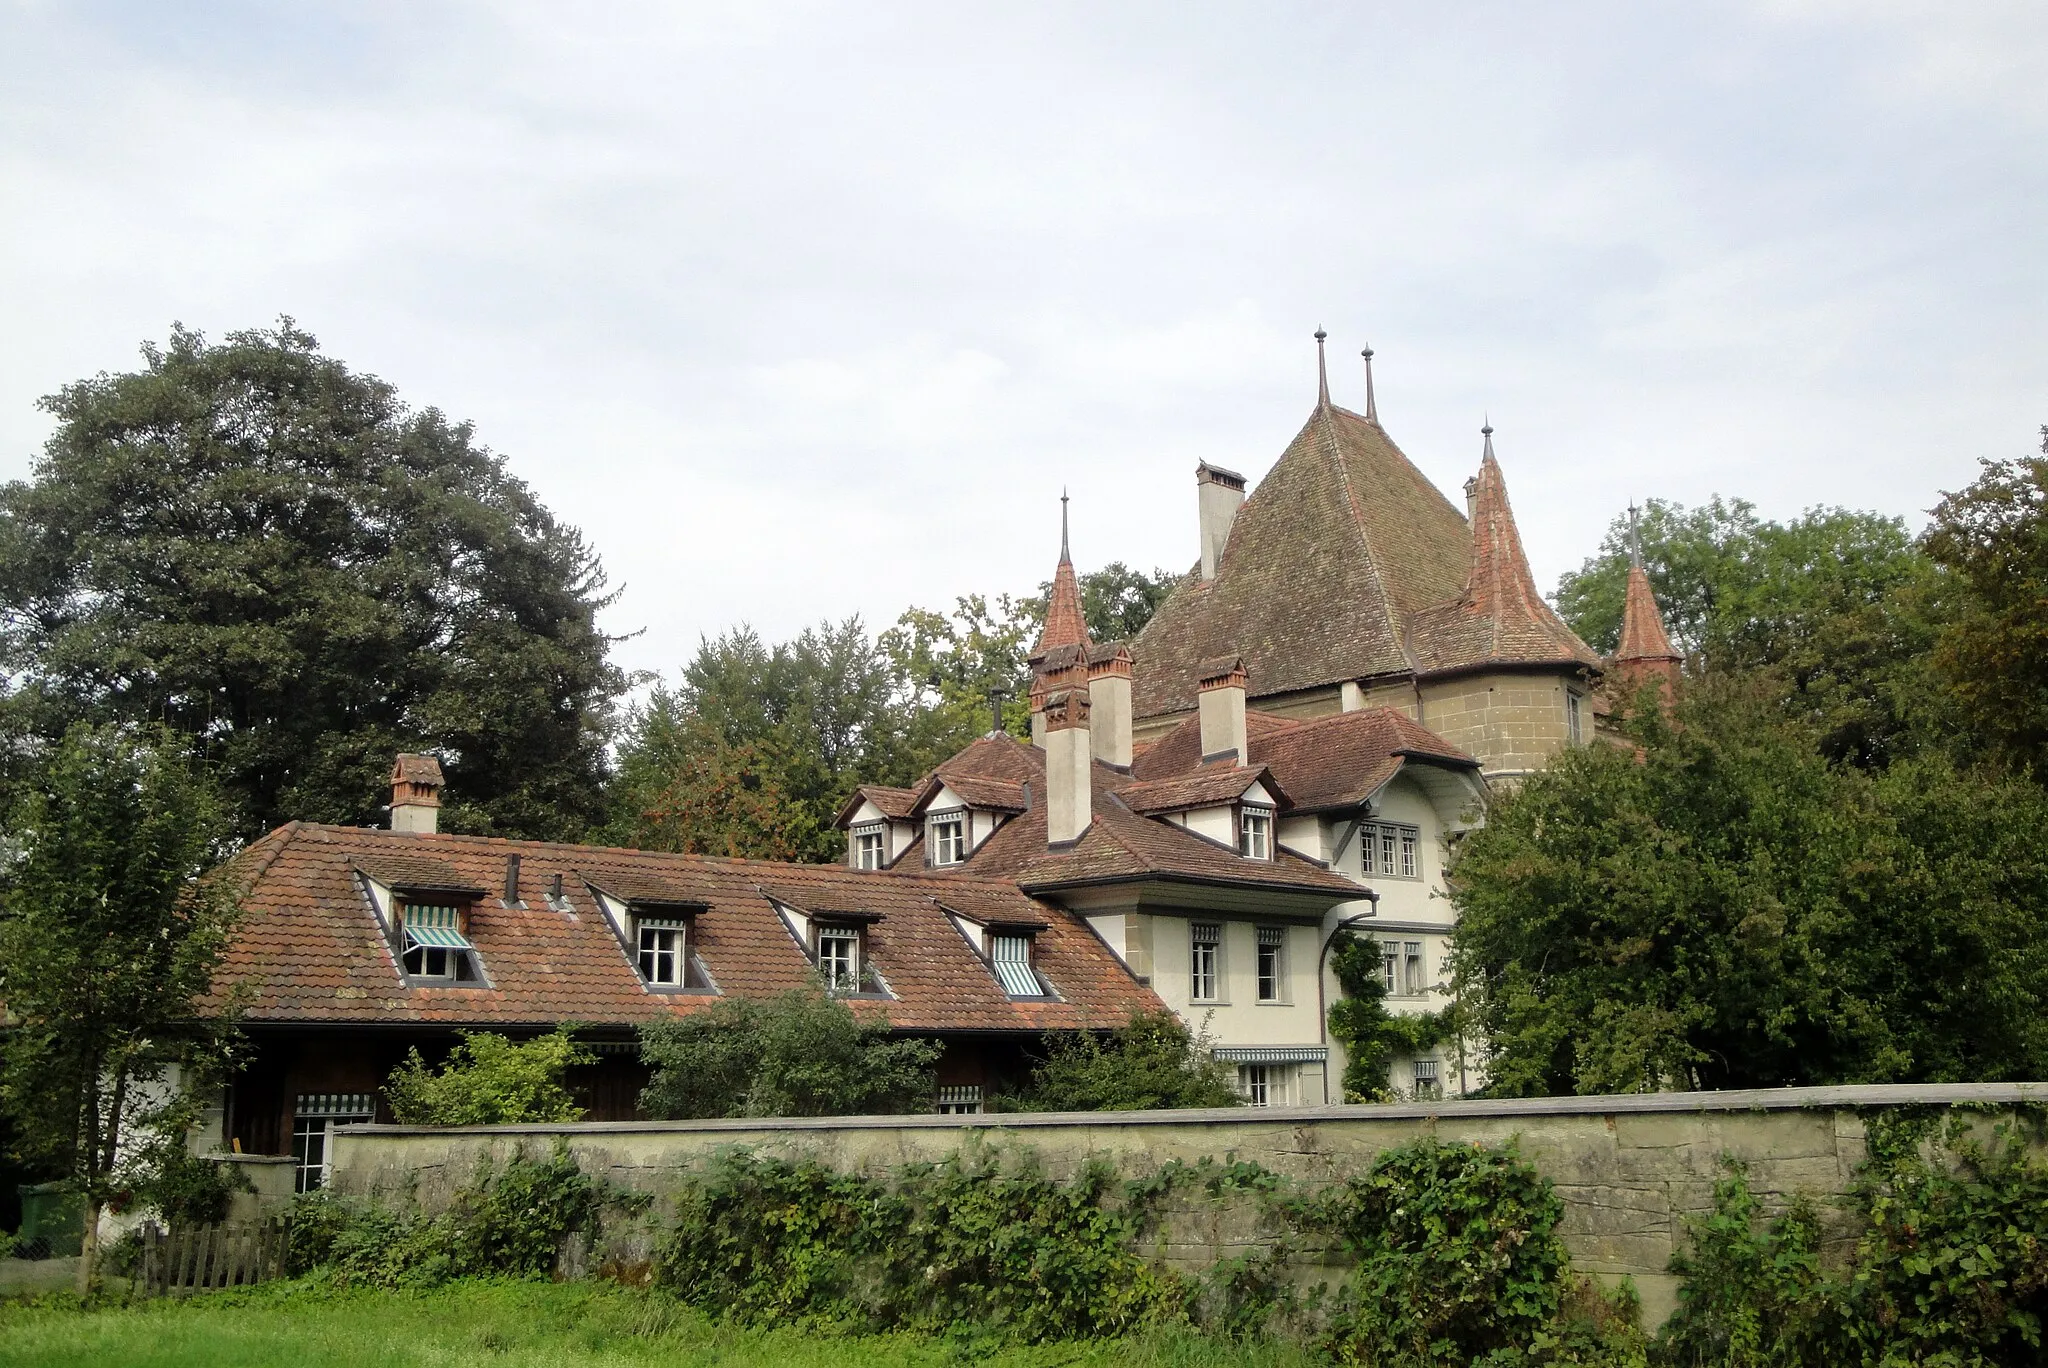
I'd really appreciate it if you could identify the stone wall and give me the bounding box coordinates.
[327,1082,2048,1326]
[1417,670,1583,781]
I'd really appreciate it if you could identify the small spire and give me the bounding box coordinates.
[1361,345,1377,423]
[1481,416,1495,461]
[1060,487,1071,564]
[1315,328,1329,408]
[1627,502,1644,569]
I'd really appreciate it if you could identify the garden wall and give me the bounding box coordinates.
[328,1081,2048,1325]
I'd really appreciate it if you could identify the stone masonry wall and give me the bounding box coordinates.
[1417,671,1582,781]
[328,1083,2048,1327]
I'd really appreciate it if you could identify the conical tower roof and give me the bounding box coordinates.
[1031,493,1091,662]
[1615,563,1680,664]
[1130,397,1471,719]
[1406,428,1602,675]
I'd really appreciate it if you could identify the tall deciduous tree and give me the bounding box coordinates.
[1448,680,2048,1097]
[0,726,244,1291]
[0,322,624,840]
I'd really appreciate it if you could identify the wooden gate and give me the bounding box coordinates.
[138,1219,289,1295]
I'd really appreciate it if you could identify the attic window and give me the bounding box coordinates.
[927,809,967,867]
[402,904,478,982]
[817,926,862,992]
[636,916,688,986]
[1238,804,1273,861]
[988,933,1043,997]
[851,822,886,870]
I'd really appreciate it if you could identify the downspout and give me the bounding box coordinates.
[1316,891,1381,1104]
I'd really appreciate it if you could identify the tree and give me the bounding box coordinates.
[0,321,625,841]
[383,1028,594,1126]
[637,987,941,1119]
[0,725,243,1292]
[1000,1010,1241,1111]
[1554,498,1941,766]
[1922,429,2048,778]
[1447,679,2048,1096]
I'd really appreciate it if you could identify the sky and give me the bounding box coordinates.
[2,1,2044,683]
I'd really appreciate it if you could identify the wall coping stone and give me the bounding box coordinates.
[340,1081,2048,1138]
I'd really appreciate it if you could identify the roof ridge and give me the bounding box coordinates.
[1317,406,1409,667]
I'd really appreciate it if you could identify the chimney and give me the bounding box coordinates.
[1197,655,1248,763]
[1196,463,1247,581]
[503,854,521,905]
[390,753,444,834]
[1043,685,1093,846]
[1464,474,1480,523]
[1086,644,1134,768]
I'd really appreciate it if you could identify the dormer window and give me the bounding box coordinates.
[927,809,968,867]
[1238,804,1273,860]
[989,933,1044,997]
[401,904,478,982]
[636,917,688,986]
[851,823,886,870]
[817,925,862,992]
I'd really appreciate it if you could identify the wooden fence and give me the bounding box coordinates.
[138,1219,289,1296]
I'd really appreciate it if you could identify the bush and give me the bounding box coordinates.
[384,1027,593,1126]
[637,987,939,1119]
[1000,1010,1242,1111]
[1325,934,1452,1102]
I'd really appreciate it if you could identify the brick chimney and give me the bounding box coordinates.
[1043,686,1092,846]
[1086,644,1133,769]
[1196,463,1246,581]
[1197,655,1248,763]
[390,753,444,834]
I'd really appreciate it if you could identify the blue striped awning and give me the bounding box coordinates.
[1211,1045,1328,1064]
[404,905,473,950]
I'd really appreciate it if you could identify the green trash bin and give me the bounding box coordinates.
[16,1183,85,1259]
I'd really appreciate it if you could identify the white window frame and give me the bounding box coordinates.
[852,823,886,870]
[927,809,968,867]
[817,926,862,993]
[291,1100,374,1193]
[1238,804,1273,861]
[1399,829,1419,879]
[1568,690,1584,745]
[1255,926,1286,1003]
[405,944,458,979]
[637,919,686,986]
[1403,941,1426,996]
[1190,922,1222,1002]
[1379,940,1399,995]
[1238,1063,1292,1107]
[1361,822,1423,880]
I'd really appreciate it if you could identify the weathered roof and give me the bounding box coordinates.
[1133,707,1479,814]
[215,823,1159,1032]
[1615,563,1681,664]
[1117,766,1282,816]
[1406,438,1602,677]
[393,753,444,785]
[834,785,920,826]
[916,772,1030,815]
[1130,403,1472,719]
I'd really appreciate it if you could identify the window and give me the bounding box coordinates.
[935,1085,983,1115]
[1413,1058,1442,1100]
[1238,805,1273,860]
[989,934,1041,996]
[292,1094,374,1192]
[1568,691,1584,745]
[928,810,967,866]
[637,918,686,986]
[1256,926,1285,1002]
[402,904,475,981]
[1190,922,1221,1001]
[1359,822,1422,879]
[1379,940,1399,994]
[852,823,886,870]
[1404,941,1426,996]
[1238,1064,1291,1107]
[817,926,861,992]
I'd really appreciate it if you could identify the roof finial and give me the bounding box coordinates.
[1361,345,1377,423]
[1314,328,1329,407]
[1481,416,1495,461]
[1627,502,1644,569]
[1060,487,1071,564]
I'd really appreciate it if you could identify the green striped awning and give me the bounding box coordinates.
[404,905,474,950]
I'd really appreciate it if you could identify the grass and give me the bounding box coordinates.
[0,1278,1320,1368]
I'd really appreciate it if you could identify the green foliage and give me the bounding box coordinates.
[657,1148,1187,1341]
[0,725,244,1286]
[0,321,624,841]
[637,987,940,1119]
[1023,562,1180,644]
[384,1027,594,1126]
[1656,1165,1830,1367]
[284,1142,617,1286]
[999,1010,1242,1112]
[125,1143,254,1227]
[1448,678,2048,1094]
[1325,934,1453,1102]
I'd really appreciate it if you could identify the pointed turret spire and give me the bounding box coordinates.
[1613,502,1681,708]
[1481,417,1495,460]
[1361,345,1377,423]
[1627,501,1644,569]
[1314,328,1330,408]
[1032,496,1091,660]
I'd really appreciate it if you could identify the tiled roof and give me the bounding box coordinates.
[1130,403,1472,719]
[214,824,1160,1033]
[1117,766,1280,815]
[393,754,443,785]
[1133,707,1479,814]
[836,785,920,825]
[1406,441,1602,677]
[349,853,485,896]
[1615,563,1680,663]
[1031,543,1091,663]
[916,772,1030,814]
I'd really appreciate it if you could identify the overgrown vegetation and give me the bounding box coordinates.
[637,986,940,1119]
[384,1027,594,1126]
[997,1010,1242,1112]
[1323,934,1455,1101]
